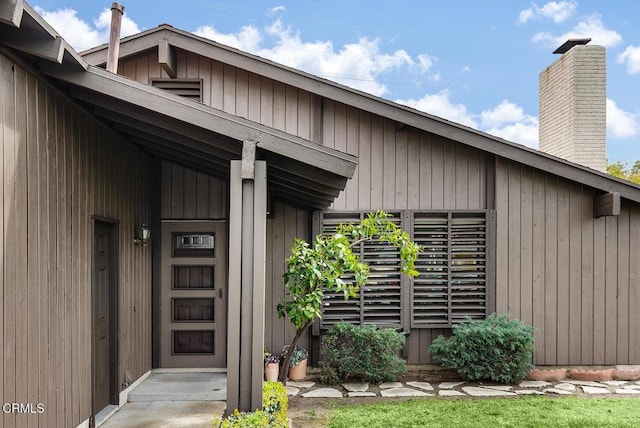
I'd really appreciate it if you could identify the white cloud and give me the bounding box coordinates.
[607,98,638,139]
[480,100,539,148]
[197,19,413,97]
[460,65,471,73]
[485,121,539,148]
[417,54,434,73]
[396,90,478,128]
[35,6,140,52]
[194,25,262,52]
[532,15,622,48]
[518,1,577,24]
[617,45,640,74]
[266,6,286,16]
[480,100,526,128]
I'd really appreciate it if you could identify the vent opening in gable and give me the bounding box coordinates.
[150,78,203,102]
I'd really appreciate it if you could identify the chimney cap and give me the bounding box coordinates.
[553,38,591,54]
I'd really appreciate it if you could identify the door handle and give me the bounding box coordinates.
[218,288,223,299]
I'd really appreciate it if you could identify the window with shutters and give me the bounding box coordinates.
[150,78,203,102]
[316,210,493,331]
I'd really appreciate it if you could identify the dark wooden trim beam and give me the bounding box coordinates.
[0,25,64,63]
[594,192,621,217]
[0,0,23,27]
[158,39,176,78]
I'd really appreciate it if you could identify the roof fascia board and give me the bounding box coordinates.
[0,0,23,27]
[40,63,356,178]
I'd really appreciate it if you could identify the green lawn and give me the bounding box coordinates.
[328,396,640,428]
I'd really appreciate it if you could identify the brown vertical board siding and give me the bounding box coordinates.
[297,90,311,140]
[358,111,372,210]
[285,85,298,135]
[1,53,153,426]
[507,162,521,318]
[454,145,469,209]
[0,56,5,418]
[200,56,212,106]
[604,216,618,364]
[247,73,261,123]
[260,76,274,127]
[269,201,286,353]
[345,107,360,210]
[170,164,185,218]
[616,205,630,363]
[369,115,384,209]
[543,175,558,364]
[406,129,420,210]
[160,160,172,217]
[494,157,509,315]
[211,60,224,110]
[519,166,533,328]
[568,183,582,363]
[265,217,274,353]
[630,205,640,363]
[394,127,408,210]
[382,119,396,210]
[195,172,210,218]
[235,69,249,119]
[430,137,444,209]
[332,103,347,210]
[223,64,236,115]
[272,81,286,133]
[555,179,570,364]
[581,187,595,364]
[531,169,546,362]
[592,215,606,363]
[442,141,456,210]
[182,167,197,219]
[3,54,17,428]
[135,54,149,84]
[418,133,432,209]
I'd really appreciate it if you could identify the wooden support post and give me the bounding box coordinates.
[226,153,267,414]
[158,39,177,78]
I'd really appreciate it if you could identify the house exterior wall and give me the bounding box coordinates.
[495,156,640,365]
[0,52,152,427]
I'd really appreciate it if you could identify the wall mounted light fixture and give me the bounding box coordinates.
[134,223,151,246]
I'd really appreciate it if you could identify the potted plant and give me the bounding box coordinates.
[286,347,308,380]
[264,349,280,382]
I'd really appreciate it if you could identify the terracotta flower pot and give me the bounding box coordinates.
[265,362,279,381]
[288,358,308,381]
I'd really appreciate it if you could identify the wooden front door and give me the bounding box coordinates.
[93,221,116,412]
[160,221,227,367]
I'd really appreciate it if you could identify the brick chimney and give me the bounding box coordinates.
[539,38,606,172]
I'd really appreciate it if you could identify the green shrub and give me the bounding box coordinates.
[319,322,406,384]
[428,313,535,383]
[216,381,288,428]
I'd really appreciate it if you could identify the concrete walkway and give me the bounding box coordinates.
[98,370,226,428]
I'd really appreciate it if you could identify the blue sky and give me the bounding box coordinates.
[33,0,640,165]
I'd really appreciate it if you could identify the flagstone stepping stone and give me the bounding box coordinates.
[623,384,640,390]
[544,388,573,395]
[286,386,300,397]
[380,387,431,397]
[554,383,577,392]
[406,381,434,391]
[343,383,369,392]
[615,389,640,394]
[602,380,628,386]
[379,382,403,389]
[438,381,465,389]
[562,380,606,387]
[581,386,611,394]
[438,390,465,397]
[480,385,513,391]
[462,387,515,397]
[286,381,315,389]
[348,392,377,397]
[519,380,552,388]
[301,388,343,398]
[515,390,544,395]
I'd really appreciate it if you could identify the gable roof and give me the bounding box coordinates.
[82,23,640,204]
[0,1,357,210]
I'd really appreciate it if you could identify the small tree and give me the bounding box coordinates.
[607,160,640,185]
[276,211,421,380]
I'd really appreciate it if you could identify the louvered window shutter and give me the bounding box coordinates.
[412,211,489,328]
[319,211,404,329]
